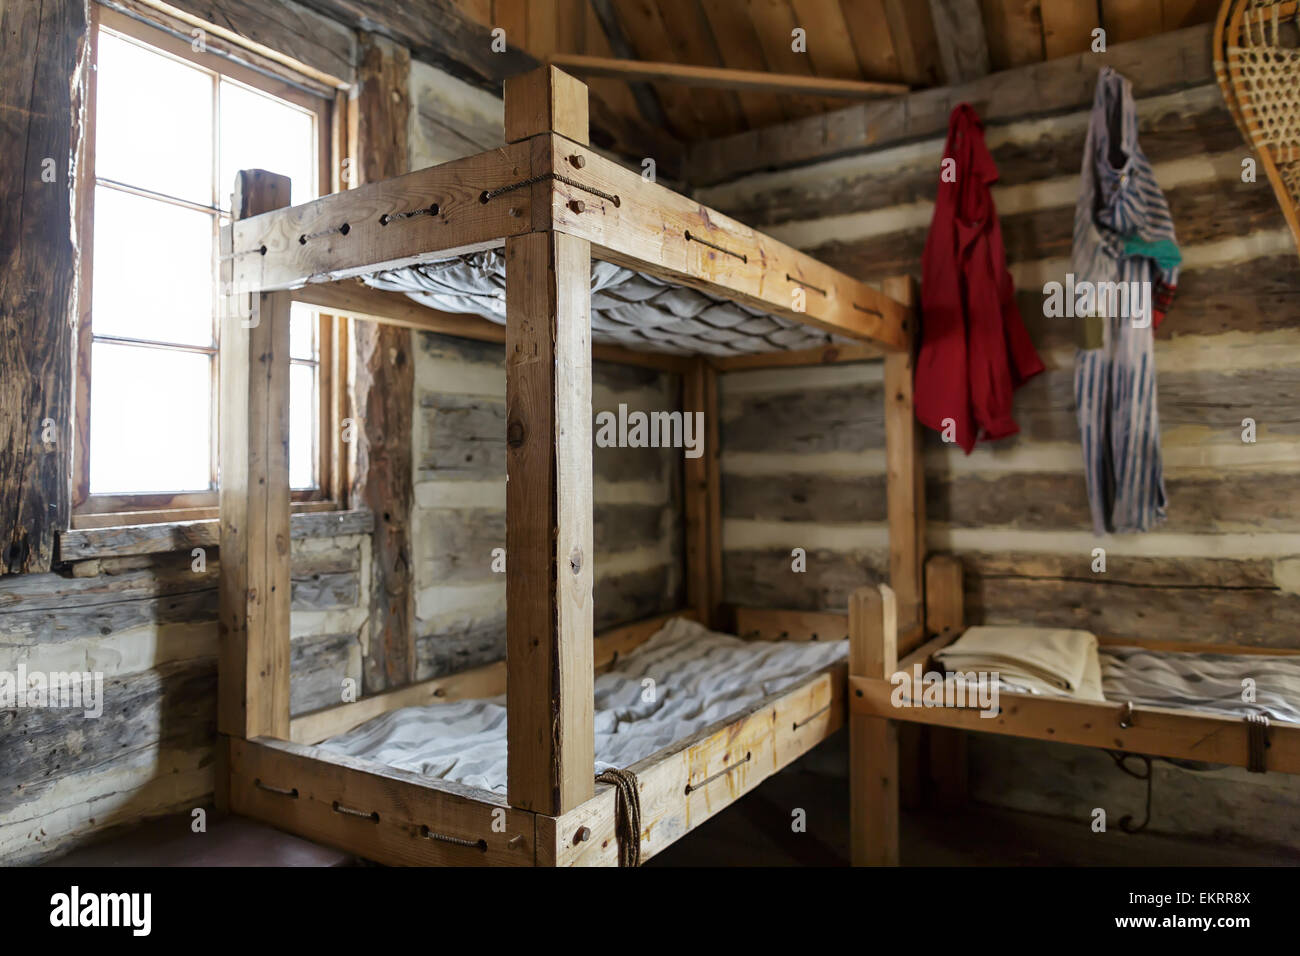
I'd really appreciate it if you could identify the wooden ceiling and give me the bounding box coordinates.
[446,0,1223,145]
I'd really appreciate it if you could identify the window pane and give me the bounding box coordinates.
[289,363,316,490]
[95,31,213,205]
[90,343,212,494]
[289,302,316,360]
[219,80,315,207]
[93,186,214,347]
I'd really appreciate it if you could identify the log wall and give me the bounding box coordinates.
[696,79,1300,849]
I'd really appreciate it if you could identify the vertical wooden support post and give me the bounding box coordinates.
[683,358,720,628]
[504,66,595,816]
[218,169,293,742]
[353,33,416,692]
[849,583,899,866]
[925,554,968,808]
[882,275,924,652]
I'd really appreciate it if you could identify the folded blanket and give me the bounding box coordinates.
[934,626,1105,702]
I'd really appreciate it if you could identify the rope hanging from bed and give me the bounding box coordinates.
[1106,751,1153,833]
[595,768,642,867]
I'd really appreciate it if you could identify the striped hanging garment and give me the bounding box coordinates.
[1072,67,1182,535]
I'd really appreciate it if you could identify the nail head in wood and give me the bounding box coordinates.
[568,199,586,214]
[569,154,586,169]
[574,826,591,844]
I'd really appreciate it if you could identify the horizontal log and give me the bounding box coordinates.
[415,613,506,683]
[807,175,1288,284]
[722,381,884,454]
[957,550,1279,589]
[594,564,682,632]
[700,86,1240,228]
[290,631,358,715]
[686,25,1216,185]
[724,471,1300,533]
[723,547,888,612]
[58,509,374,561]
[1,658,215,814]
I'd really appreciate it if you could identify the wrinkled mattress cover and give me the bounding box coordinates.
[317,617,847,794]
[365,248,853,357]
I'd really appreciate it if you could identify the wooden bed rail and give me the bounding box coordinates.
[217,66,910,355]
[848,583,900,866]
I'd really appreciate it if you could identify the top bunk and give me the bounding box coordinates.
[219,67,911,361]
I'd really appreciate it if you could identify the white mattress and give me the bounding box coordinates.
[1101,646,1300,725]
[317,617,847,794]
[365,249,852,357]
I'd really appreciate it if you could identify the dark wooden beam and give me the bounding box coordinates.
[686,24,1216,185]
[351,33,416,693]
[587,0,670,131]
[0,0,88,573]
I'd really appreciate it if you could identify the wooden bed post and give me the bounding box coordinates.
[924,555,968,808]
[684,358,722,629]
[849,583,899,866]
[217,169,293,742]
[503,66,596,816]
[882,275,924,652]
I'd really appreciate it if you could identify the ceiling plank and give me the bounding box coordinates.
[928,0,991,84]
[547,54,907,97]
[882,0,944,86]
[587,0,672,133]
[490,0,527,48]
[580,0,656,146]
[1160,0,1221,30]
[1102,0,1165,43]
[788,0,868,78]
[654,0,748,136]
[981,0,1046,70]
[608,0,713,140]
[839,0,903,82]
[745,0,833,117]
[698,0,793,126]
[1040,0,1100,59]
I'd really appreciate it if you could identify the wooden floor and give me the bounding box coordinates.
[649,766,1300,867]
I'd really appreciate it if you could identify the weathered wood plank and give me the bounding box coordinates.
[290,631,359,714]
[724,547,888,612]
[722,381,884,453]
[58,510,374,562]
[0,0,87,573]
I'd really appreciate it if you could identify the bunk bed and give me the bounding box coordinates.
[847,559,1300,865]
[215,66,922,867]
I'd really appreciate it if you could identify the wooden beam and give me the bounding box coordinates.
[1040,0,1100,59]
[849,584,899,866]
[546,139,909,351]
[1,0,87,574]
[227,736,536,865]
[685,24,1216,185]
[351,34,416,693]
[505,226,596,816]
[734,607,849,643]
[882,275,924,648]
[218,170,293,740]
[851,676,1300,775]
[503,65,595,816]
[545,53,908,98]
[928,0,991,83]
[704,361,722,631]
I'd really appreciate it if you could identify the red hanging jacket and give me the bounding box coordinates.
[916,104,1044,454]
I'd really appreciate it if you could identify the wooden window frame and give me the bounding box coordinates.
[71,5,348,530]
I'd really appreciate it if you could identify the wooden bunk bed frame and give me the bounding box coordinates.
[847,558,1300,865]
[215,66,924,867]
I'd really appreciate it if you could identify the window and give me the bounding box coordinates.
[73,9,343,527]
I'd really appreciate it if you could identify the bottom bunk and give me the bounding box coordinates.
[847,556,1300,866]
[224,611,847,866]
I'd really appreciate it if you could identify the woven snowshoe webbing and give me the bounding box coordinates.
[595,768,642,867]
